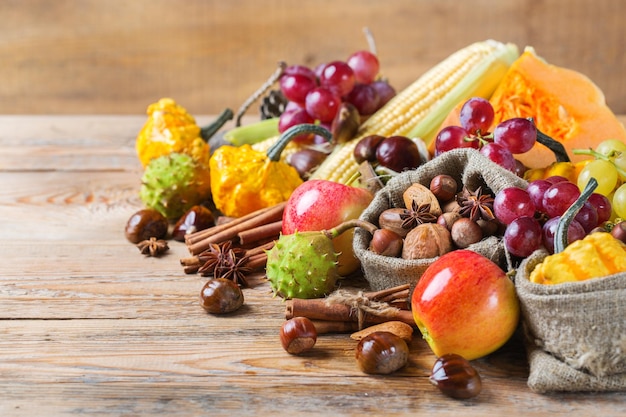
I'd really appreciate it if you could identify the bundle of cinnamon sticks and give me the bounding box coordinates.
[180,202,285,275]
[285,284,416,334]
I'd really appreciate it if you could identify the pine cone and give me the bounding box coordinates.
[259,89,288,119]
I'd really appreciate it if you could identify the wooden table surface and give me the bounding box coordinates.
[1,115,624,416]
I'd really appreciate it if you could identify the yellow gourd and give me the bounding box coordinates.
[529,232,626,285]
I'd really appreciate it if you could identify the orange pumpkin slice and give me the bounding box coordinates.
[489,47,626,169]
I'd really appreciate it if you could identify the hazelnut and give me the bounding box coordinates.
[369,228,403,257]
[430,174,458,203]
[451,218,483,248]
[280,317,318,355]
[378,208,411,237]
[402,223,453,260]
[402,183,442,218]
[430,353,482,399]
[355,331,409,375]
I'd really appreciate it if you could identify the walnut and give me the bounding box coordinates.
[402,223,453,260]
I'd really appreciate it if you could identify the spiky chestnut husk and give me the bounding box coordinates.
[140,152,211,221]
[265,220,379,300]
[266,231,340,299]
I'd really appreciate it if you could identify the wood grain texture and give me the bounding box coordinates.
[1,0,625,115]
[0,116,625,416]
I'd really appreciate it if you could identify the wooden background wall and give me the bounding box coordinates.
[2,0,625,115]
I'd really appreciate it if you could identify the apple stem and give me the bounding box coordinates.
[554,177,598,254]
[322,219,379,240]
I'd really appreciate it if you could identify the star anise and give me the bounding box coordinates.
[457,186,495,222]
[217,249,252,287]
[197,241,234,276]
[137,237,169,257]
[197,241,251,287]
[399,200,438,229]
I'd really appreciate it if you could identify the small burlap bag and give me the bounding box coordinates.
[353,148,527,291]
[515,251,626,393]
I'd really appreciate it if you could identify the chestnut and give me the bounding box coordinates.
[429,353,482,399]
[355,331,409,375]
[611,221,626,243]
[124,208,169,244]
[200,278,244,314]
[172,205,215,242]
[353,134,385,164]
[375,136,422,172]
[330,102,360,144]
[280,317,318,355]
[288,148,328,180]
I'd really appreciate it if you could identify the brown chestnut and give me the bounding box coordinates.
[611,221,626,243]
[124,208,169,244]
[429,353,482,399]
[280,317,318,355]
[200,278,244,314]
[288,148,328,180]
[331,102,360,144]
[172,205,215,242]
[353,134,385,164]
[375,136,422,172]
[355,331,409,375]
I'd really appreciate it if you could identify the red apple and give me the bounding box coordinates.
[282,179,373,275]
[411,250,520,360]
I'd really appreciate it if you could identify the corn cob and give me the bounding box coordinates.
[310,40,519,184]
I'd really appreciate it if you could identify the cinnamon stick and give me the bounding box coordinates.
[185,202,285,245]
[284,298,416,328]
[187,202,286,255]
[245,241,275,257]
[310,320,360,334]
[246,252,268,271]
[237,220,282,246]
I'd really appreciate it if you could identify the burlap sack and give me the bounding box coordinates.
[516,250,626,393]
[353,148,527,291]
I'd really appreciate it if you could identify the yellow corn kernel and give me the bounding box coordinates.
[311,40,519,184]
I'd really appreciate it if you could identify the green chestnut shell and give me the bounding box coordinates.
[266,231,340,299]
[139,152,211,220]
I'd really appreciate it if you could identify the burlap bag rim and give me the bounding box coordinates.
[516,250,626,393]
[354,148,527,291]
